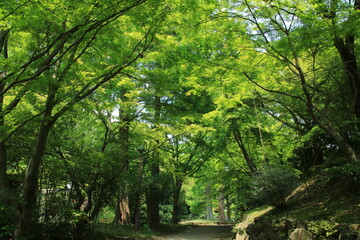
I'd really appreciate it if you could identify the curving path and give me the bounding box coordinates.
[155,225,233,240]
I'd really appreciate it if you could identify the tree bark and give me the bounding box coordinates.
[319,119,359,162]
[146,95,161,227]
[15,80,58,239]
[206,183,213,220]
[232,120,257,172]
[0,98,9,193]
[333,0,360,121]
[146,163,160,227]
[0,29,10,193]
[115,113,131,225]
[15,122,53,239]
[114,195,131,226]
[334,37,360,120]
[217,185,225,222]
[225,195,231,221]
[134,151,146,230]
[171,178,183,223]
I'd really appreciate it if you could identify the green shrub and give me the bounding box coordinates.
[322,161,360,191]
[251,165,299,208]
[0,193,15,240]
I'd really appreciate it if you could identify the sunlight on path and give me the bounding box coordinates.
[155,225,233,240]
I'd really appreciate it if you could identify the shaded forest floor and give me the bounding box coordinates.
[276,175,360,224]
[98,173,360,240]
[235,173,360,239]
[152,225,233,240]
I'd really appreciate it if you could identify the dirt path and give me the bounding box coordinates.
[154,225,233,240]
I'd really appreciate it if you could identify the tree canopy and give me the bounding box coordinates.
[0,0,359,239]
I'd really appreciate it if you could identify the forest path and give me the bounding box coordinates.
[153,225,233,240]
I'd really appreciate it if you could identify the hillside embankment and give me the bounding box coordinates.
[235,175,360,240]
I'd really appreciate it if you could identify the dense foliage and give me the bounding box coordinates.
[0,0,359,239]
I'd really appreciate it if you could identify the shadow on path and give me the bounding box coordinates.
[154,225,233,240]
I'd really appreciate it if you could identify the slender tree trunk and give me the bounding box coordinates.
[72,181,85,210]
[114,114,131,226]
[232,120,257,172]
[113,198,121,227]
[0,106,9,193]
[217,185,225,222]
[15,122,53,239]
[147,95,161,227]
[206,184,213,220]
[225,195,231,221]
[134,195,142,231]
[15,80,58,239]
[146,163,160,227]
[0,141,8,191]
[171,178,182,223]
[134,151,145,230]
[0,29,10,194]
[319,119,359,162]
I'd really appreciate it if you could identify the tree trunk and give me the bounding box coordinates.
[134,195,142,231]
[217,185,225,222]
[114,196,131,226]
[0,141,9,191]
[15,122,53,239]
[114,114,131,226]
[146,163,160,227]
[72,181,85,210]
[319,119,359,162]
[333,0,360,121]
[146,95,161,227]
[134,151,145,230]
[334,37,360,121]
[0,29,10,194]
[232,120,257,172]
[171,178,182,224]
[225,195,231,221]
[206,184,213,220]
[15,80,58,239]
[0,109,9,193]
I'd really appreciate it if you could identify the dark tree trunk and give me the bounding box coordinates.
[72,181,85,210]
[146,163,160,227]
[134,195,142,231]
[15,122,53,239]
[319,119,359,162]
[232,120,257,172]
[0,29,10,194]
[335,0,360,121]
[225,195,231,221]
[113,198,121,227]
[134,152,145,230]
[171,178,182,224]
[146,96,161,227]
[15,80,58,239]
[206,184,213,220]
[0,141,9,191]
[334,37,360,121]
[0,106,9,193]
